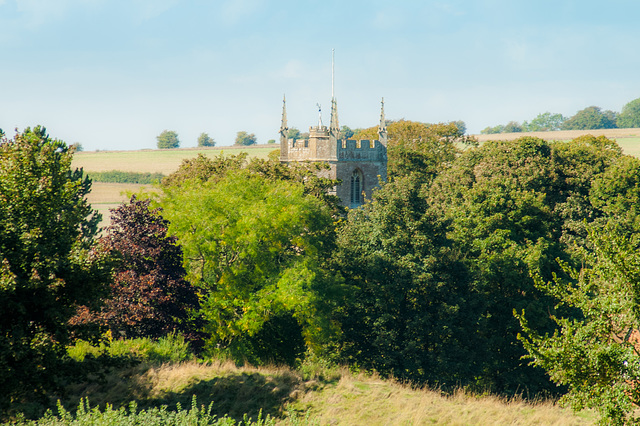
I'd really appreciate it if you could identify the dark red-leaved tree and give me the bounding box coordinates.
[72,196,200,342]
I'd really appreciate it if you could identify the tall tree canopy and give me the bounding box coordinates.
[159,168,342,365]
[0,127,107,408]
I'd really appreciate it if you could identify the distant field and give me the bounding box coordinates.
[73,145,278,174]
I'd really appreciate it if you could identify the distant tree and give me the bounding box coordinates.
[452,120,467,135]
[0,126,108,409]
[72,197,200,341]
[287,127,301,140]
[235,131,257,146]
[523,112,565,132]
[197,132,216,147]
[617,97,640,128]
[503,121,523,133]
[562,106,618,130]
[340,125,354,139]
[156,130,180,149]
[267,139,276,144]
[71,142,84,152]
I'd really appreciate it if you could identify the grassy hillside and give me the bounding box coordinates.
[14,356,595,425]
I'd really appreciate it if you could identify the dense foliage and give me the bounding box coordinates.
[0,127,108,409]
[160,170,342,365]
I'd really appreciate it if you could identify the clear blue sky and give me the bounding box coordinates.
[1,0,639,150]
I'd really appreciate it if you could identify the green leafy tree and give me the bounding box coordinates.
[267,139,276,144]
[518,225,640,424]
[562,106,618,130]
[160,170,341,365]
[617,97,640,128]
[332,176,475,386]
[235,131,257,146]
[197,132,216,147]
[156,130,180,149]
[425,136,626,394]
[523,112,565,131]
[71,197,200,343]
[0,127,108,409]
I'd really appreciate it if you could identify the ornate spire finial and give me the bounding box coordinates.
[378,97,388,143]
[316,103,323,128]
[280,95,288,135]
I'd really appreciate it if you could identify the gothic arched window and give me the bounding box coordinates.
[350,169,363,207]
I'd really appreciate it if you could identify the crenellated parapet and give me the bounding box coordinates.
[338,139,387,162]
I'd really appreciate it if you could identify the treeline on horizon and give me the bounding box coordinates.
[481,96,640,134]
[3,122,640,423]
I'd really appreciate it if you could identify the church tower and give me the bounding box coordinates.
[279,50,387,208]
[279,97,387,208]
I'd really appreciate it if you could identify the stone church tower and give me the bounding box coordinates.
[279,96,388,208]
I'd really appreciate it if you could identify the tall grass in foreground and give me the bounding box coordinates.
[14,396,316,425]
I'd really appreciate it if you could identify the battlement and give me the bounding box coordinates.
[338,139,387,162]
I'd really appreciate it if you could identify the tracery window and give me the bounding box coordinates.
[350,169,363,207]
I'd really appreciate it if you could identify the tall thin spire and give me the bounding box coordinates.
[378,97,388,144]
[279,95,289,161]
[279,94,288,137]
[330,49,339,138]
[331,48,335,99]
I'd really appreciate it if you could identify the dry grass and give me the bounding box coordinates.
[53,360,595,425]
[73,145,278,174]
[295,373,594,425]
